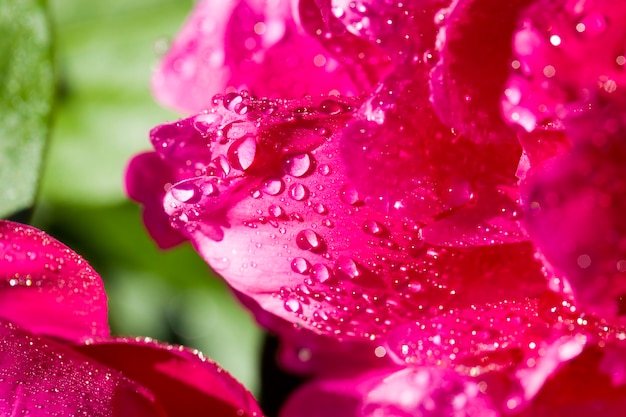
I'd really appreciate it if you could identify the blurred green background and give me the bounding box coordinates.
[25,0,262,393]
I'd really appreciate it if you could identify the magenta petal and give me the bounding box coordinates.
[0,221,109,342]
[0,320,162,417]
[139,95,548,360]
[126,153,186,249]
[340,66,526,246]
[75,337,263,417]
[153,0,359,113]
[280,367,499,417]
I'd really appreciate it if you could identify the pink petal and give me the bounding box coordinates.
[75,337,263,417]
[430,0,532,143]
[153,0,359,113]
[0,319,162,417]
[125,152,186,249]
[133,95,550,369]
[280,367,499,417]
[0,221,109,342]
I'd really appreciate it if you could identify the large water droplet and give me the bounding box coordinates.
[291,257,311,274]
[284,297,303,313]
[193,112,223,134]
[334,257,362,280]
[263,178,285,195]
[311,263,333,283]
[340,185,363,205]
[171,182,201,204]
[289,183,310,201]
[296,229,325,253]
[362,219,388,237]
[284,153,314,177]
[228,137,257,170]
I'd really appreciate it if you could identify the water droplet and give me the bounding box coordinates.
[362,219,388,237]
[313,203,328,215]
[193,112,223,134]
[213,155,231,176]
[315,126,332,137]
[269,205,285,218]
[171,182,201,204]
[289,183,310,201]
[319,99,346,115]
[228,137,257,170]
[291,257,311,274]
[318,164,332,176]
[334,257,362,280]
[284,153,314,177]
[263,178,285,195]
[296,229,325,253]
[284,297,303,313]
[340,185,362,205]
[311,263,333,283]
[223,92,243,112]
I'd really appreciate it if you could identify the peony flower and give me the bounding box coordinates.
[128,0,626,415]
[0,220,263,417]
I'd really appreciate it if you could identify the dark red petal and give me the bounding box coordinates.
[431,0,533,143]
[75,337,263,417]
[0,320,162,417]
[517,344,626,416]
[0,221,109,342]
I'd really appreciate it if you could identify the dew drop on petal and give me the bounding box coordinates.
[296,229,325,253]
[263,178,285,195]
[171,182,201,204]
[284,153,314,177]
[362,219,388,237]
[341,182,366,206]
[284,297,303,313]
[289,183,310,201]
[291,257,312,274]
[334,256,362,280]
[311,263,333,283]
[228,137,257,171]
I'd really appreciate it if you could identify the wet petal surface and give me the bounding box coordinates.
[0,221,109,342]
[0,320,160,417]
[76,337,263,417]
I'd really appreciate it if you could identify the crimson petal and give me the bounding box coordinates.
[0,320,161,417]
[75,337,263,417]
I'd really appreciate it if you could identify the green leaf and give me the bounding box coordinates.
[0,0,54,219]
